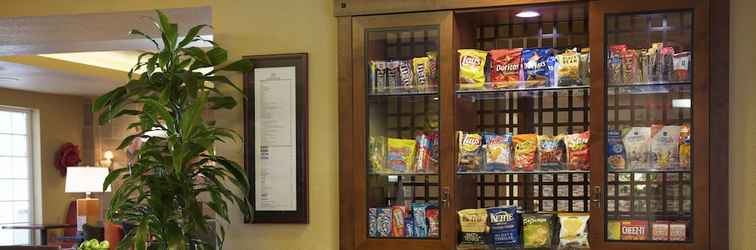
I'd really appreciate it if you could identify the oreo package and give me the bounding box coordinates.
[522,48,557,87]
[487,206,522,247]
[412,203,429,238]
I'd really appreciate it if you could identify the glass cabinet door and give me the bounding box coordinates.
[352,11,454,249]
[604,10,693,242]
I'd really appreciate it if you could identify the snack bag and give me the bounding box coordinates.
[458,49,488,89]
[523,48,556,87]
[558,213,590,248]
[490,48,523,88]
[513,134,538,171]
[661,46,675,81]
[391,205,408,237]
[669,221,687,241]
[376,208,392,237]
[673,52,691,81]
[608,44,627,84]
[412,203,429,238]
[399,60,414,90]
[414,132,431,173]
[458,209,489,245]
[607,220,621,240]
[458,131,484,172]
[484,132,512,172]
[488,206,521,247]
[538,135,565,170]
[621,220,648,240]
[650,125,681,169]
[607,130,626,170]
[621,49,640,83]
[623,127,651,169]
[652,221,670,241]
[427,51,439,87]
[649,43,662,81]
[564,131,590,170]
[413,57,430,89]
[426,207,440,238]
[387,138,416,173]
[370,61,387,92]
[556,48,581,86]
[404,217,416,237]
[579,48,591,85]
[386,61,400,89]
[368,136,387,173]
[429,131,440,173]
[368,208,379,237]
[679,125,691,168]
[523,213,554,248]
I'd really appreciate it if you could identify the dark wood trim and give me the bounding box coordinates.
[243,53,309,224]
[333,0,582,17]
[587,0,607,246]
[708,0,729,249]
[338,16,356,250]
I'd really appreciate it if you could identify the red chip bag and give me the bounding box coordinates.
[490,48,523,88]
[564,131,590,170]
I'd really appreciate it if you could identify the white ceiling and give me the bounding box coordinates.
[0,60,117,96]
[0,7,211,96]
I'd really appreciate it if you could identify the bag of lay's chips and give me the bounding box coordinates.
[458,49,488,90]
[523,48,556,87]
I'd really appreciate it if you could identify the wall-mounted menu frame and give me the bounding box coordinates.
[244,53,309,224]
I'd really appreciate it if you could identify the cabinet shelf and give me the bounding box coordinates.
[456,84,589,95]
[608,169,690,174]
[456,170,590,175]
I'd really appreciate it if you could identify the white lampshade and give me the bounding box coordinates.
[65,167,112,194]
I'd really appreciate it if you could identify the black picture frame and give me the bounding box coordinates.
[243,53,308,224]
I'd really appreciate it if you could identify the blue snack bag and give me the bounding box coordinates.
[412,203,429,238]
[404,217,416,238]
[368,208,379,237]
[487,206,522,247]
[522,48,556,87]
[376,208,392,237]
[607,130,626,170]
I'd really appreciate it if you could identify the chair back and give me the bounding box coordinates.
[64,200,77,237]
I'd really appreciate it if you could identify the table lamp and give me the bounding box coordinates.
[65,167,111,232]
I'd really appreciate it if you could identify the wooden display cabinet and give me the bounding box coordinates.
[336,1,728,249]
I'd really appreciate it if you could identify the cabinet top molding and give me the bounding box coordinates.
[333,0,581,17]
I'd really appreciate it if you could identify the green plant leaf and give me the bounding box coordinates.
[212,59,252,73]
[129,29,159,49]
[178,24,209,48]
[206,47,228,66]
[103,168,130,192]
[208,96,237,110]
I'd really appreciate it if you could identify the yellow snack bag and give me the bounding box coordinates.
[558,213,590,248]
[412,57,431,89]
[458,49,488,89]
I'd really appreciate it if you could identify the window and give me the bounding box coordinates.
[0,108,33,245]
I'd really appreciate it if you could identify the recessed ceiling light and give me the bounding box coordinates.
[516,11,540,18]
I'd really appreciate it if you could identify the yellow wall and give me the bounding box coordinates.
[0,88,89,228]
[729,0,756,248]
[1,0,754,250]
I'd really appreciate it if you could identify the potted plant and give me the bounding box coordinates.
[94,10,251,250]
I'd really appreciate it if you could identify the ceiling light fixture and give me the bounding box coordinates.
[515,10,540,18]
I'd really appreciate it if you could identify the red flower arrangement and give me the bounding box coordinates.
[55,143,81,176]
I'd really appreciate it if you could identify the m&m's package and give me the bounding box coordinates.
[487,206,521,247]
[387,138,416,173]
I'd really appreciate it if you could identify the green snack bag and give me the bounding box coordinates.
[523,213,554,248]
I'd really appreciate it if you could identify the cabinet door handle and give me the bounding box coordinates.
[590,185,602,208]
[441,187,450,208]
